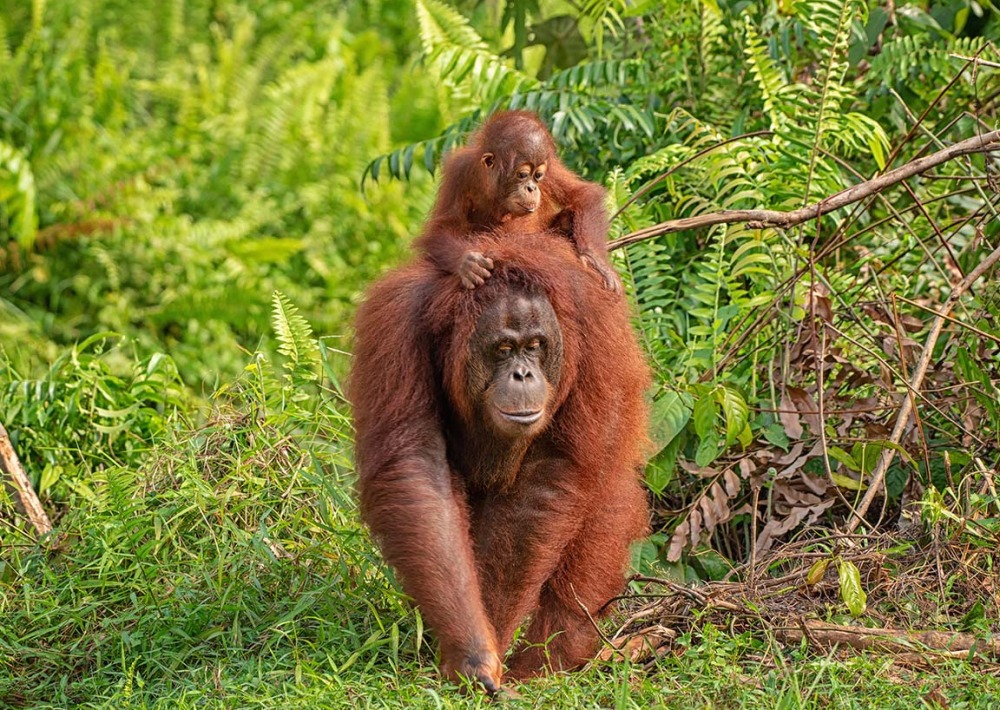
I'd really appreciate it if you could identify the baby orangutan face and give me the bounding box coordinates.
[482,152,548,218]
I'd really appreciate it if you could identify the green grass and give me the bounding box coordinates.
[3,367,998,708]
[8,611,1000,708]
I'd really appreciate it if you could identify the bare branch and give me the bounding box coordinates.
[949,54,1000,70]
[0,423,53,539]
[609,130,1000,250]
[779,619,1000,658]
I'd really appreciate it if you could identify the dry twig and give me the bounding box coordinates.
[0,423,52,538]
[779,619,1000,658]
[846,242,1000,532]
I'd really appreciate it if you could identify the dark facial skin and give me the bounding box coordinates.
[467,291,563,441]
[482,153,548,218]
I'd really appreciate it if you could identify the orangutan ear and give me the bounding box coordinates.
[481,152,495,169]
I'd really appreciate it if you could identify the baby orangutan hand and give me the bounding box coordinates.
[580,252,622,294]
[457,250,495,289]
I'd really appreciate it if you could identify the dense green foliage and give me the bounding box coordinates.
[377,0,1000,572]
[2,0,1000,706]
[1,0,438,385]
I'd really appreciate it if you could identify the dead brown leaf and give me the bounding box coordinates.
[787,387,822,435]
[780,390,804,440]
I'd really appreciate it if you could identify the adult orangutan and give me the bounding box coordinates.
[350,229,649,694]
[415,110,622,294]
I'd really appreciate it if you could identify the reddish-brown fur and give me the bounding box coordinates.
[350,229,649,691]
[415,110,620,292]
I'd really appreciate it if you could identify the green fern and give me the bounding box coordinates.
[0,15,11,65]
[579,0,629,55]
[744,20,790,131]
[0,141,38,250]
[367,10,659,183]
[271,290,319,384]
[797,0,871,200]
[153,287,269,331]
[416,0,536,106]
[365,112,481,184]
[739,3,889,212]
[367,98,656,184]
[868,35,987,92]
[547,58,647,90]
[364,0,547,182]
[698,0,726,78]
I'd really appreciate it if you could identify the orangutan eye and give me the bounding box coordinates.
[517,170,530,180]
[497,343,513,356]
[534,171,545,181]
[525,339,541,352]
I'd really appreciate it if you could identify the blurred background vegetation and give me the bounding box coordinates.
[2,0,999,706]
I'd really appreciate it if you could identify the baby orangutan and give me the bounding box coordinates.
[415,110,622,294]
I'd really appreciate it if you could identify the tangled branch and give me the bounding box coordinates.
[609,129,1000,250]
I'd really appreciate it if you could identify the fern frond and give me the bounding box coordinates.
[415,0,536,105]
[271,291,319,381]
[743,21,789,129]
[699,0,726,77]
[822,111,890,167]
[271,291,319,368]
[868,35,987,89]
[365,112,482,184]
[796,0,866,201]
[547,58,647,90]
[579,0,629,54]
[417,0,489,53]
[154,287,268,330]
[0,16,11,65]
[0,141,38,250]
[625,109,726,183]
[336,64,391,159]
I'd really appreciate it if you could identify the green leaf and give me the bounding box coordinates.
[831,473,866,491]
[806,558,831,586]
[402,144,416,179]
[0,141,38,250]
[763,423,790,451]
[852,440,916,474]
[369,156,383,183]
[827,446,859,472]
[730,251,772,278]
[695,432,720,467]
[645,459,671,495]
[227,237,304,264]
[960,600,986,632]
[388,149,401,179]
[836,559,867,617]
[646,434,683,495]
[869,133,887,170]
[693,392,718,439]
[716,386,749,446]
[424,140,438,173]
[737,422,753,449]
[649,390,692,451]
